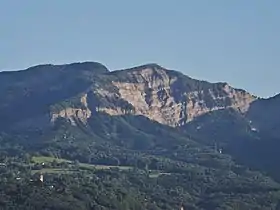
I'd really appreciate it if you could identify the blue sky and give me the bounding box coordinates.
[1,0,279,97]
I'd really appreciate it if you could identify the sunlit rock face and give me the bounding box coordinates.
[92,64,256,127]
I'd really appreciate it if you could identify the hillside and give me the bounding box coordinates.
[0,61,280,209]
[0,62,256,129]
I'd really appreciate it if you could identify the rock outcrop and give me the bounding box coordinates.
[0,62,258,129]
[92,64,256,127]
[51,94,92,125]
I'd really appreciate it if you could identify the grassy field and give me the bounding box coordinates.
[149,172,171,178]
[31,156,131,174]
[78,162,131,170]
[31,168,74,175]
[31,156,172,178]
[31,156,71,164]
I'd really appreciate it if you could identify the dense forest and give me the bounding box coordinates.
[1,152,280,209]
[0,113,280,209]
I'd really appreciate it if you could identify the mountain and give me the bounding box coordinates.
[246,94,280,137]
[0,61,280,209]
[183,94,280,181]
[0,62,256,130]
[89,63,256,126]
[0,62,108,130]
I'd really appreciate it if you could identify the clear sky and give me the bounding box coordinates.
[1,0,279,98]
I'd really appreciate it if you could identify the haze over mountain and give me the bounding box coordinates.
[0,61,280,209]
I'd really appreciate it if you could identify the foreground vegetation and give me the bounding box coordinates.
[1,155,280,210]
[31,156,131,171]
[0,112,280,209]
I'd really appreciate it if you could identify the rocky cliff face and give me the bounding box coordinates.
[51,94,92,125]
[0,62,258,130]
[91,64,257,127]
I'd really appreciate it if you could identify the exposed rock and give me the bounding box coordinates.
[51,94,91,125]
[0,61,258,129]
[93,65,256,127]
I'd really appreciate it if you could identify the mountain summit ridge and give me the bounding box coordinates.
[94,63,256,126]
[0,61,262,129]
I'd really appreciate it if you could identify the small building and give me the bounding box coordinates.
[39,174,44,183]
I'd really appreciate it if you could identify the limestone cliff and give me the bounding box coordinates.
[91,64,257,127]
[51,94,92,125]
[0,62,257,130]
